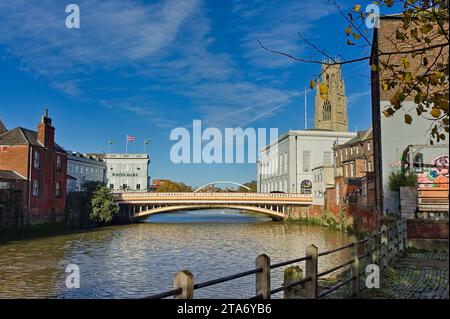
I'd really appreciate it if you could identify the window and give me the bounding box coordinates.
[300,180,312,194]
[75,165,79,173]
[323,151,332,166]
[33,150,40,169]
[350,163,355,177]
[413,153,424,173]
[279,155,283,174]
[69,164,73,173]
[302,151,310,172]
[110,184,114,189]
[367,161,372,172]
[33,179,40,197]
[55,182,61,197]
[56,155,62,170]
[137,165,141,171]
[367,142,371,151]
[345,148,348,159]
[136,184,141,190]
[0,182,11,189]
[284,153,288,173]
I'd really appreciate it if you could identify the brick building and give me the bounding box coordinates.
[371,15,449,215]
[333,128,374,178]
[0,110,67,225]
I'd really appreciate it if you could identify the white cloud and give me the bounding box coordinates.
[0,0,322,130]
[235,0,336,69]
[347,90,371,107]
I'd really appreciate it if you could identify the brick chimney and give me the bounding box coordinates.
[37,109,55,149]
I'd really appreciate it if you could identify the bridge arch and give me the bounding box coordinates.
[132,204,285,221]
[193,181,251,192]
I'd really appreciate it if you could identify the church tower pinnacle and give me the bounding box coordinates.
[314,63,348,132]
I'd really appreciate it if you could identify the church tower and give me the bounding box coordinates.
[314,63,348,132]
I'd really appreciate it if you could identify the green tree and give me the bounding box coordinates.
[156,181,193,192]
[90,186,119,223]
[388,171,418,192]
[259,0,448,144]
[239,181,257,192]
[82,181,104,193]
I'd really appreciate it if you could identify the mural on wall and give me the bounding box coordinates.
[418,155,449,187]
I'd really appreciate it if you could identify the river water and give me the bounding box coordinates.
[0,209,354,299]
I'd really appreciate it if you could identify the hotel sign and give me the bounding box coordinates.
[112,173,138,177]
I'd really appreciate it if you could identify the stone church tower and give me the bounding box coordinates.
[314,63,348,132]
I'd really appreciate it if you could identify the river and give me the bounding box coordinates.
[0,209,354,298]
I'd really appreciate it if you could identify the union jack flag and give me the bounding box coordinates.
[127,135,136,142]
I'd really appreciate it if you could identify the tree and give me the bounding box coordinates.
[82,180,104,193]
[239,181,257,192]
[259,0,448,144]
[90,186,119,223]
[156,181,193,192]
[388,170,418,191]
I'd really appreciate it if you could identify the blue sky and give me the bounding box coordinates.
[0,0,373,187]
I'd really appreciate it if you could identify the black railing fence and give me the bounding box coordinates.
[142,220,407,299]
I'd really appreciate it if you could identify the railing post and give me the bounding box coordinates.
[305,244,318,299]
[371,230,379,265]
[396,220,404,255]
[173,270,194,299]
[380,225,388,270]
[402,219,408,252]
[351,242,360,298]
[255,254,271,299]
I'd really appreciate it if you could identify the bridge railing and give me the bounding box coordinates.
[142,220,407,299]
[114,192,311,198]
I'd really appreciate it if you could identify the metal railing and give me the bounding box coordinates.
[141,220,407,299]
[113,192,312,199]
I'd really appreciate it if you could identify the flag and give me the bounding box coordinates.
[127,135,136,142]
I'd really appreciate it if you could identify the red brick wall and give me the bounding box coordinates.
[29,147,67,223]
[0,145,30,178]
[0,144,67,224]
[406,219,449,239]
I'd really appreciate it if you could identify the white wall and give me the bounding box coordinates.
[379,101,448,214]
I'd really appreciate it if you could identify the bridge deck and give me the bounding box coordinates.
[113,192,312,204]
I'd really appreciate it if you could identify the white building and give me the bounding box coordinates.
[311,165,335,205]
[257,130,356,194]
[67,152,107,192]
[105,153,149,191]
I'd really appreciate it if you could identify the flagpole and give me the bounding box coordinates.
[108,140,111,154]
[126,135,128,154]
[304,86,307,130]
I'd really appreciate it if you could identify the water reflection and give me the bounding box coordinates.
[0,209,354,298]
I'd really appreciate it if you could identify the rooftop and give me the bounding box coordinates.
[0,126,65,152]
[0,170,26,180]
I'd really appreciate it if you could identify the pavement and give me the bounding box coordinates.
[363,251,449,299]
